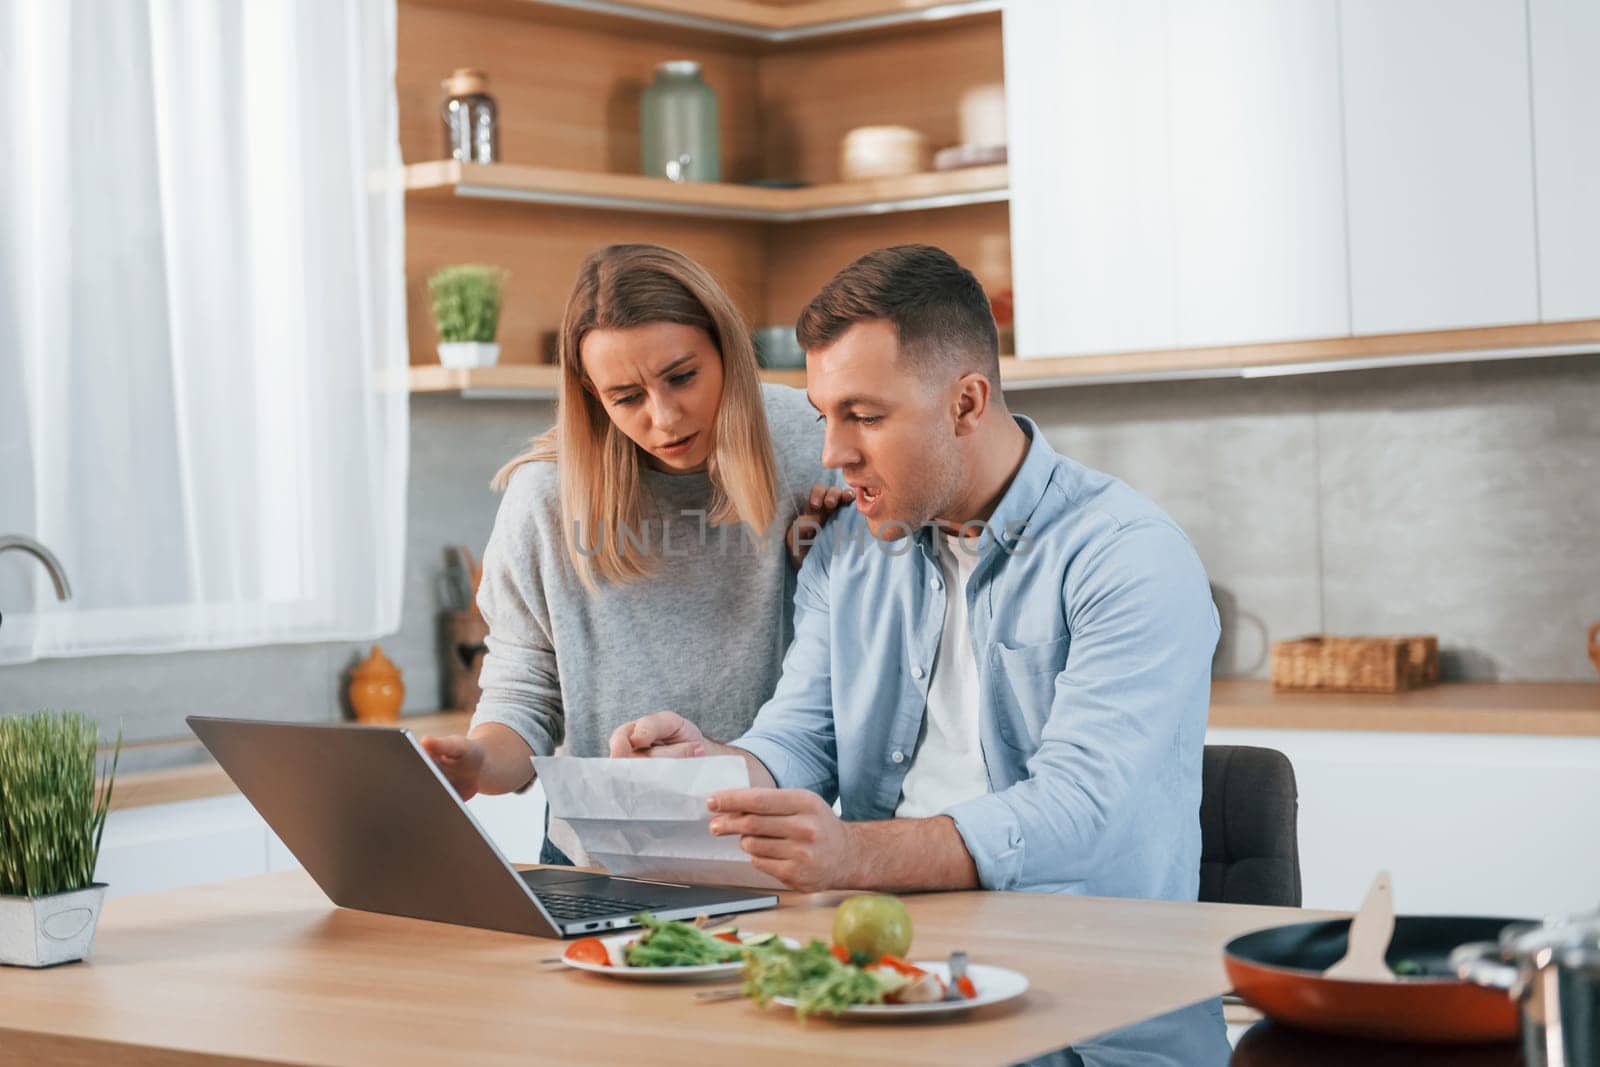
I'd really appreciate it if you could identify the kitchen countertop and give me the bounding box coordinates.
[108,711,471,811]
[1207,677,1600,736]
[105,680,1600,813]
[0,867,1335,1066]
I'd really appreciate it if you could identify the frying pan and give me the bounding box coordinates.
[1224,915,1526,1044]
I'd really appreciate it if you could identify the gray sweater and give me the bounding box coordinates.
[470,384,827,761]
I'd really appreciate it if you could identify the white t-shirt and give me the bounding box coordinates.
[895,533,991,819]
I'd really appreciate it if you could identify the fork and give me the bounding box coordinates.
[942,950,970,1001]
[691,985,746,1004]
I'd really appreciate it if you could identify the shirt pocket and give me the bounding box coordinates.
[988,635,1069,752]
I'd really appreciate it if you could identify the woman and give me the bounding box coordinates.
[420,244,846,864]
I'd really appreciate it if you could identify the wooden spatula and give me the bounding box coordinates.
[1324,871,1396,982]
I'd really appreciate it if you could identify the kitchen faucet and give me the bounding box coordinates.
[0,536,73,630]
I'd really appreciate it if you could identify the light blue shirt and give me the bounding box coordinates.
[733,415,1219,899]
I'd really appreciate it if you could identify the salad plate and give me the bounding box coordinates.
[770,961,1029,1017]
[562,931,796,982]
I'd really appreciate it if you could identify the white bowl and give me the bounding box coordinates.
[839,126,928,182]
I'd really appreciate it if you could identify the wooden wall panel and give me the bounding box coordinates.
[407,200,768,365]
[398,1,765,180]
[757,13,1004,184]
[759,201,1010,326]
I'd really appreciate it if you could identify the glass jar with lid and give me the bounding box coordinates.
[641,61,719,182]
[441,68,498,164]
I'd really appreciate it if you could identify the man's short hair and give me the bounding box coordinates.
[795,244,1001,388]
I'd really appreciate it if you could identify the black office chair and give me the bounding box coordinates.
[1199,745,1302,907]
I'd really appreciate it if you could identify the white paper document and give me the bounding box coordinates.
[531,755,786,891]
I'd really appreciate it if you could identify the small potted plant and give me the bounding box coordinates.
[428,263,508,368]
[0,711,120,968]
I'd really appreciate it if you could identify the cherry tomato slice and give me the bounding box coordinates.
[714,932,742,944]
[830,944,852,964]
[955,975,978,999]
[564,937,611,966]
[876,954,927,978]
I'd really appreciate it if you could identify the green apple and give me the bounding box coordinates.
[832,894,913,960]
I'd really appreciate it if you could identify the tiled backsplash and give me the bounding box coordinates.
[1022,352,1600,683]
[4,353,1596,747]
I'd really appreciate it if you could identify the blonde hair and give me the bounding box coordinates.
[492,244,780,587]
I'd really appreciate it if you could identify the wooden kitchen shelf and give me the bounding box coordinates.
[405,160,1010,222]
[1208,678,1600,737]
[411,0,1001,42]
[398,0,1008,367]
[410,319,1600,397]
[409,363,805,396]
[108,711,472,812]
[1001,319,1600,387]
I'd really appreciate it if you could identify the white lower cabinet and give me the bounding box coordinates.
[97,783,549,899]
[100,738,1597,922]
[1207,727,1600,919]
[96,796,275,899]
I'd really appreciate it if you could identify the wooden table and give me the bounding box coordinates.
[0,869,1334,1066]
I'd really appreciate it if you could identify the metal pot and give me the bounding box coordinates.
[1453,908,1600,1067]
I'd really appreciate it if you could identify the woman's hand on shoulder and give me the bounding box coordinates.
[787,484,854,568]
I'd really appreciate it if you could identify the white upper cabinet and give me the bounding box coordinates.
[1004,0,1176,357]
[1529,0,1600,321]
[1005,0,1569,359]
[1339,0,1540,333]
[1168,0,1350,348]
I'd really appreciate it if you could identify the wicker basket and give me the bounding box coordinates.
[1271,634,1440,693]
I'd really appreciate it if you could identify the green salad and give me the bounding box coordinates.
[742,939,909,1018]
[622,912,747,968]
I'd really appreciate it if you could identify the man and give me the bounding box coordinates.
[610,244,1219,903]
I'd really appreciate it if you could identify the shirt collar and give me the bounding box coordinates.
[975,414,1056,554]
[916,413,1057,559]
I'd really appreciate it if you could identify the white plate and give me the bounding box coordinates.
[772,961,1029,1018]
[561,932,794,981]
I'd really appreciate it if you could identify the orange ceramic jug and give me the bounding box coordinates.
[349,645,405,723]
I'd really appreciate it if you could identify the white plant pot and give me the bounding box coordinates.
[437,341,500,369]
[0,883,107,968]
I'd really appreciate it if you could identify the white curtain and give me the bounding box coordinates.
[0,1,408,662]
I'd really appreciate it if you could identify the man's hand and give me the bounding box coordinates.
[608,711,707,758]
[786,484,854,567]
[708,788,858,893]
[418,734,488,801]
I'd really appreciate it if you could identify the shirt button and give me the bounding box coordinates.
[929,578,941,590]
[911,665,926,679]
[891,751,905,764]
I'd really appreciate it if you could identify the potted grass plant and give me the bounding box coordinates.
[0,712,120,968]
[428,263,508,369]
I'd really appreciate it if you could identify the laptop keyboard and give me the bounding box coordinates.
[536,891,651,922]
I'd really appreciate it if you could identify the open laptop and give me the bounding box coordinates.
[187,716,777,938]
